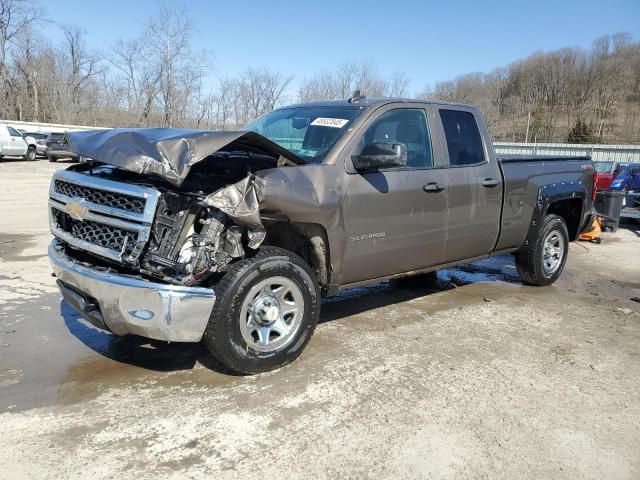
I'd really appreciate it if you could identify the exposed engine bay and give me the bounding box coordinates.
[56,148,280,286]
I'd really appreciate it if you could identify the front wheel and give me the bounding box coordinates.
[47,155,57,162]
[515,214,569,286]
[25,148,37,161]
[203,247,320,374]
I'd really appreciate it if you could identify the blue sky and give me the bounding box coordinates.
[40,0,640,94]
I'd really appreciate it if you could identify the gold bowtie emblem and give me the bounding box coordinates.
[66,199,88,221]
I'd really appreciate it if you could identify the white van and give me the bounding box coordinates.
[0,125,37,161]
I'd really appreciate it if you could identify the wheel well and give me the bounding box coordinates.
[547,198,583,240]
[263,221,331,287]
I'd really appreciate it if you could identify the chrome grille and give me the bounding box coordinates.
[49,170,160,263]
[52,209,136,256]
[54,179,145,214]
[73,220,131,251]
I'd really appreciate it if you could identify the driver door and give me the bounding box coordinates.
[340,106,448,285]
[6,127,27,156]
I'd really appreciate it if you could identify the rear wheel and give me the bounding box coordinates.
[48,155,57,162]
[515,214,569,286]
[203,247,320,374]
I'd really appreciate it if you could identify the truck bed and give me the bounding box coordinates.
[497,154,591,163]
[496,155,594,251]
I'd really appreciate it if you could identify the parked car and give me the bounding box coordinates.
[0,125,37,161]
[593,161,630,190]
[609,163,640,192]
[46,132,79,162]
[48,96,595,374]
[24,132,49,157]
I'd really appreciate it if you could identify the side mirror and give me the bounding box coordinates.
[352,142,407,171]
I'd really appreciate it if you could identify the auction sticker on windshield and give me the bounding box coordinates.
[311,118,349,128]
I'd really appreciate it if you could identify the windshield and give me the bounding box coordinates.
[594,162,613,173]
[244,106,363,163]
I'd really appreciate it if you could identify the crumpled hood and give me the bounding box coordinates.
[68,128,304,186]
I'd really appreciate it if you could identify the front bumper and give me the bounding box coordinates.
[49,240,215,342]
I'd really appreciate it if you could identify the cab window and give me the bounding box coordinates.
[439,109,485,166]
[7,127,22,137]
[354,108,433,168]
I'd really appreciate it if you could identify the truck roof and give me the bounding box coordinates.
[281,98,475,110]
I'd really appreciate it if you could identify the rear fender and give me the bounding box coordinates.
[520,183,588,248]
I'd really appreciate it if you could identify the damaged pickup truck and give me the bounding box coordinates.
[49,96,595,374]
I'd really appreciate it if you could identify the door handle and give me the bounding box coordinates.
[481,178,499,188]
[423,182,445,193]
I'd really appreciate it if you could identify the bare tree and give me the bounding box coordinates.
[144,2,205,127]
[387,72,410,97]
[0,0,43,118]
[298,61,406,101]
[62,26,100,115]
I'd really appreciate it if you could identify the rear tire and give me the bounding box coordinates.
[48,155,56,162]
[203,247,320,374]
[515,214,569,286]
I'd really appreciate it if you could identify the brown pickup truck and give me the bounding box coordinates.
[48,96,595,373]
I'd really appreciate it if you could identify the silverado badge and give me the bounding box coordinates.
[66,198,88,221]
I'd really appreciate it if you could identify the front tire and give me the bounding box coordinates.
[48,155,57,162]
[515,214,569,286]
[203,247,320,374]
[25,147,37,161]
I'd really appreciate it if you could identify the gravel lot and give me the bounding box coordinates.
[1,158,639,479]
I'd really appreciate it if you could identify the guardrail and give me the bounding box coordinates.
[0,119,104,134]
[494,142,640,163]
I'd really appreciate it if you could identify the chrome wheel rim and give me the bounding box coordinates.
[239,276,304,353]
[542,230,564,275]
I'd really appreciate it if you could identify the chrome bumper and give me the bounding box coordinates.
[49,240,215,342]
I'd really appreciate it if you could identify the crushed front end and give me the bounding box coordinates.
[48,128,300,342]
[48,168,227,341]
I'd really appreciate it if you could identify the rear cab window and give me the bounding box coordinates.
[439,109,485,166]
